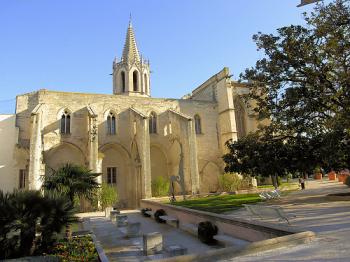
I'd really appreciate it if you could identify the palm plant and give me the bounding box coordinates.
[43,163,101,204]
[0,190,77,259]
[38,192,78,252]
[42,163,101,237]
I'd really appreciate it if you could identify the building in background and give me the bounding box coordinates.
[298,0,321,7]
[0,21,259,207]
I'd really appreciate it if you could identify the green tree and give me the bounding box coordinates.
[241,0,350,136]
[230,0,350,174]
[223,131,291,188]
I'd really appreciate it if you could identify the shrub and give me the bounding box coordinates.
[277,176,282,186]
[151,176,170,197]
[345,176,350,187]
[154,209,166,223]
[197,221,218,244]
[98,183,118,210]
[219,173,242,192]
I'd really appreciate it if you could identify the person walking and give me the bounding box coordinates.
[299,177,305,190]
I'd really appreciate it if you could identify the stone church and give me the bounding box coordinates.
[0,21,258,208]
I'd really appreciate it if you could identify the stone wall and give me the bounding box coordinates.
[0,115,20,192]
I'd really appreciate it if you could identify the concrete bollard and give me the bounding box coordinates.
[143,232,163,255]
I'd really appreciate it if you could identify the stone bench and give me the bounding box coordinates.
[213,234,249,247]
[159,215,179,228]
[181,223,198,236]
[145,210,155,217]
[164,245,188,257]
[243,204,293,224]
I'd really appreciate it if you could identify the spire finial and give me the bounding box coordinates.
[129,13,132,27]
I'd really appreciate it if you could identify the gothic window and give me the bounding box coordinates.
[107,112,116,135]
[194,114,202,134]
[107,167,117,184]
[144,73,148,93]
[149,112,157,134]
[234,98,247,139]
[60,110,71,134]
[133,70,139,92]
[121,71,126,92]
[19,169,26,189]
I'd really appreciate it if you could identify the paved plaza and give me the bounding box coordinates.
[80,211,218,261]
[80,180,350,261]
[226,180,350,261]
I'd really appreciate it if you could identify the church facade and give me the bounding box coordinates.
[0,22,259,208]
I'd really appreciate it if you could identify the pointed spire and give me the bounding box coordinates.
[122,16,140,63]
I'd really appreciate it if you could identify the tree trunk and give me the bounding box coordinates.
[65,224,72,239]
[272,174,278,189]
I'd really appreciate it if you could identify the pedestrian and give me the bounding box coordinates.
[299,177,305,190]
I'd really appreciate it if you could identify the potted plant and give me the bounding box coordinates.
[313,166,322,180]
[98,183,118,218]
[338,169,350,184]
[328,170,337,181]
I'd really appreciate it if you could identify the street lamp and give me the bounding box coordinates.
[297,0,321,7]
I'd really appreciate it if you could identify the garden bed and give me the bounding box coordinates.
[47,235,98,262]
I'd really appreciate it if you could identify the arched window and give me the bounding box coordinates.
[133,70,139,92]
[144,73,148,94]
[194,114,202,134]
[234,98,246,139]
[60,110,71,134]
[149,112,157,134]
[121,71,126,92]
[107,112,116,135]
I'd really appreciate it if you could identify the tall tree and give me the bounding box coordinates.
[241,0,349,136]
[227,0,350,174]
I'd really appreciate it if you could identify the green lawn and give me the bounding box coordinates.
[170,193,262,214]
[257,182,298,190]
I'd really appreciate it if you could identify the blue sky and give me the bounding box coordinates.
[0,0,320,113]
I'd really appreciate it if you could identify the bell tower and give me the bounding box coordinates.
[113,20,151,97]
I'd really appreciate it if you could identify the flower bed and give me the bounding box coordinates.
[48,235,98,262]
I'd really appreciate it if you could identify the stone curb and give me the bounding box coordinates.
[91,233,109,262]
[155,231,316,262]
[82,218,109,262]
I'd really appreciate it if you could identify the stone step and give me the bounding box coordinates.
[213,234,249,247]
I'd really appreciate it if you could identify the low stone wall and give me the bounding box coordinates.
[156,231,315,262]
[141,199,308,242]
